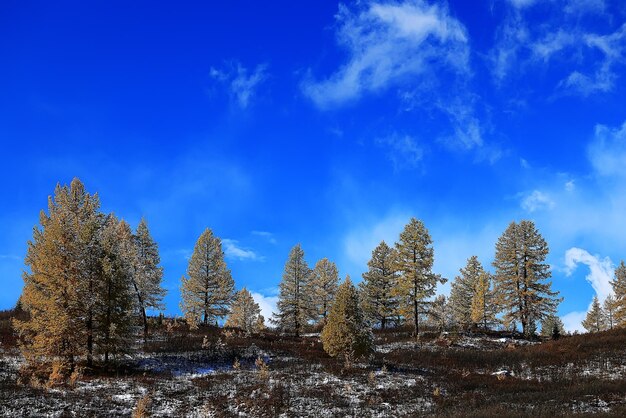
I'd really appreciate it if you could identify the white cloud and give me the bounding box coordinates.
[507,0,537,9]
[588,120,626,177]
[251,230,277,244]
[250,292,279,327]
[565,180,575,192]
[561,310,586,333]
[302,0,469,108]
[0,254,21,261]
[564,0,606,15]
[564,247,614,303]
[376,133,424,170]
[521,190,555,212]
[222,239,263,261]
[210,62,268,108]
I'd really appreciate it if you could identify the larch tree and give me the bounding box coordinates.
[360,241,398,330]
[13,178,103,370]
[611,261,626,327]
[470,272,497,330]
[604,294,617,330]
[492,220,561,337]
[97,216,136,363]
[180,228,235,327]
[393,218,444,338]
[582,296,606,333]
[450,256,485,329]
[225,288,264,334]
[273,244,311,336]
[309,258,339,326]
[320,276,372,359]
[132,218,166,341]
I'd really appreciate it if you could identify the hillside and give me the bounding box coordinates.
[2,310,626,417]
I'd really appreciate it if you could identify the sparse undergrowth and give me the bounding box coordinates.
[2,311,626,417]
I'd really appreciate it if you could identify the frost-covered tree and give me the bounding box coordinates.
[427,295,452,332]
[582,296,606,333]
[492,220,561,337]
[604,294,617,330]
[132,218,166,341]
[309,258,339,325]
[360,241,398,329]
[470,272,497,330]
[611,261,626,327]
[180,229,235,326]
[450,256,484,329]
[540,314,565,339]
[97,216,136,363]
[273,244,311,336]
[321,276,372,359]
[14,178,103,370]
[225,288,263,334]
[393,218,444,337]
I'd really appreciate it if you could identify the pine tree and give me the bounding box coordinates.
[132,218,166,341]
[470,272,497,330]
[611,261,626,327]
[540,314,565,339]
[320,276,372,359]
[97,216,136,363]
[393,218,444,338]
[225,288,264,334]
[360,241,398,330]
[604,294,617,330]
[273,244,311,336]
[13,178,103,370]
[582,296,606,333]
[309,258,339,326]
[492,220,561,337]
[180,229,235,326]
[450,256,485,329]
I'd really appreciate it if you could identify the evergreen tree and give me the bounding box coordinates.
[309,258,339,325]
[320,276,372,359]
[225,288,264,334]
[13,178,102,370]
[180,229,235,326]
[582,296,606,333]
[273,244,311,336]
[604,294,617,330]
[132,218,166,341]
[393,218,444,337]
[360,241,398,329]
[492,220,561,337]
[97,216,136,363]
[540,314,565,339]
[470,272,497,330]
[611,261,626,327]
[450,256,485,329]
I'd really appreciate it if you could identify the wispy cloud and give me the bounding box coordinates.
[0,254,21,261]
[302,0,469,108]
[251,230,277,244]
[222,239,264,261]
[376,133,424,171]
[520,190,555,212]
[491,2,626,97]
[588,119,626,178]
[210,62,269,108]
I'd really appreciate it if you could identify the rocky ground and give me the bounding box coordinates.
[2,317,626,417]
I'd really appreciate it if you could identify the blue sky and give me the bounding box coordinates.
[1,0,626,331]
